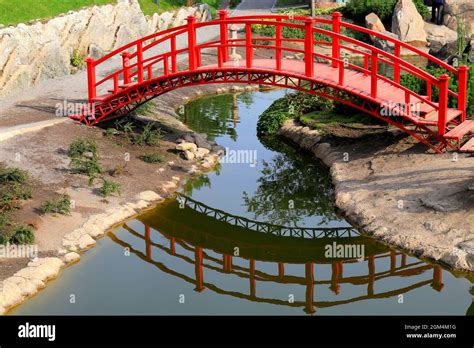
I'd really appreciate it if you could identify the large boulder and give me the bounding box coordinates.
[391,0,427,47]
[365,12,386,36]
[443,0,474,37]
[424,22,458,56]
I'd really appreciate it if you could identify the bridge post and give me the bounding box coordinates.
[331,12,342,69]
[245,23,253,68]
[458,65,469,121]
[370,51,378,98]
[170,36,178,73]
[278,262,285,279]
[394,44,400,84]
[121,52,131,85]
[367,255,375,296]
[304,18,315,78]
[305,263,316,314]
[218,10,229,63]
[85,58,96,103]
[437,74,450,136]
[145,225,152,260]
[276,18,282,71]
[249,259,256,297]
[137,41,144,83]
[194,246,205,292]
[186,16,197,70]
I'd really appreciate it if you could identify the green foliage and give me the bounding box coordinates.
[0,224,35,245]
[275,0,305,6]
[99,179,121,197]
[0,168,28,184]
[68,138,98,159]
[10,224,35,245]
[343,0,429,23]
[133,123,163,146]
[42,195,71,215]
[138,153,164,163]
[68,138,102,184]
[257,92,334,135]
[70,49,85,68]
[229,0,241,8]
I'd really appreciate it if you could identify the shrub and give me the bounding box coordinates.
[258,91,354,135]
[229,0,241,8]
[42,195,71,215]
[100,179,121,197]
[9,224,35,245]
[70,49,85,68]
[0,168,28,184]
[138,153,164,163]
[70,156,103,185]
[68,138,98,159]
[134,123,162,146]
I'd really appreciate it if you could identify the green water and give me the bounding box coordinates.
[12,90,474,315]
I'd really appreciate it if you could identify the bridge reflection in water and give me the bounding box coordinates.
[108,198,446,315]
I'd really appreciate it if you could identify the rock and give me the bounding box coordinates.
[183,150,195,160]
[176,142,197,153]
[392,0,427,47]
[373,31,399,53]
[194,134,211,150]
[183,133,194,143]
[424,22,458,56]
[77,234,96,249]
[195,147,210,160]
[365,13,386,40]
[136,190,161,202]
[64,252,80,264]
[211,145,226,156]
[443,0,474,37]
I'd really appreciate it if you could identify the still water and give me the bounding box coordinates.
[13,90,474,315]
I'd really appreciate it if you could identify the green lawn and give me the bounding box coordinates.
[0,0,224,26]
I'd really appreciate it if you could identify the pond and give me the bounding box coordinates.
[12,89,474,315]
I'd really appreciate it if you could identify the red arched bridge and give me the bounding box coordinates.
[71,10,473,153]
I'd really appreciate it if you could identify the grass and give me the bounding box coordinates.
[0,166,35,245]
[0,0,224,25]
[299,109,380,135]
[138,153,164,163]
[99,179,121,197]
[0,0,115,26]
[275,0,306,7]
[133,123,163,146]
[42,195,72,215]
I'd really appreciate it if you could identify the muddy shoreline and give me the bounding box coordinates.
[278,119,474,272]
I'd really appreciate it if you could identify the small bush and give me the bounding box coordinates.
[9,224,35,245]
[99,180,121,197]
[0,168,28,184]
[42,195,71,215]
[134,123,162,146]
[71,49,85,68]
[70,156,103,184]
[68,138,98,159]
[138,153,164,163]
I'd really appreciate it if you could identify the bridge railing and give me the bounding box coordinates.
[85,11,468,135]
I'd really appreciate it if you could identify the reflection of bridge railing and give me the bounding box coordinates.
[112,221,444,314]
[176,193,358,239]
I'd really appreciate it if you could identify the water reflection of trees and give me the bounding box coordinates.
[243,136,338,226]
[181,93,254,141]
